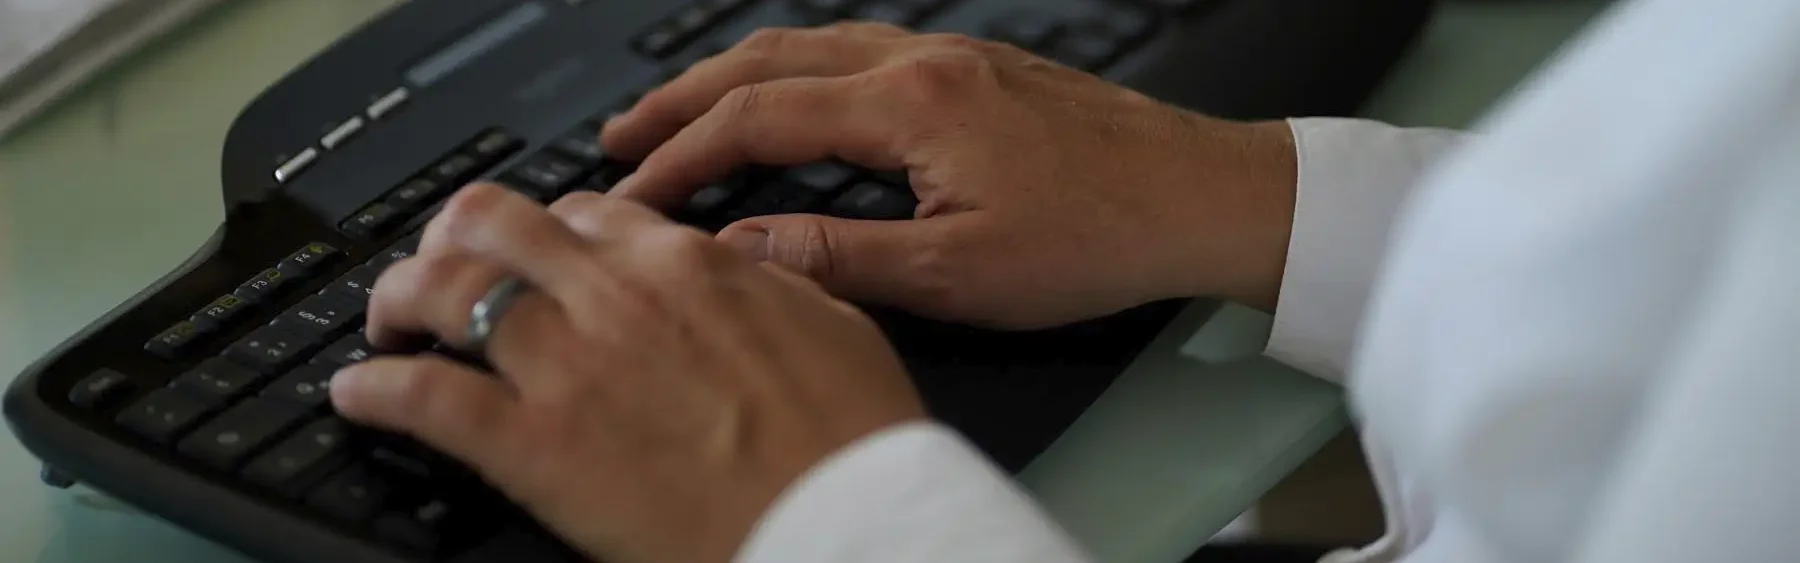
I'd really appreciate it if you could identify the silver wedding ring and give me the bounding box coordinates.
[466,277,527,351]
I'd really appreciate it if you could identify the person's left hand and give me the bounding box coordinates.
[328,184,927,563]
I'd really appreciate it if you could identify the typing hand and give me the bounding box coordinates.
[604,23,1299,328]
[331,185,926,563]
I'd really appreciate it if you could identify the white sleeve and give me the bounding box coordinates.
[735,421,1092,563]
[1264,117,1468,385]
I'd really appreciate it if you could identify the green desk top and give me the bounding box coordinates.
[0,0,1612,561]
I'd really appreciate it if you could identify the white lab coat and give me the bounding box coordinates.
[734,0,1800,561]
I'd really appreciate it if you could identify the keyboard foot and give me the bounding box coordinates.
[40,464,76,488]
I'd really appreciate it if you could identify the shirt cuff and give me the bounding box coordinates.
[735,421,1091,563]
[1265,117,1467,385]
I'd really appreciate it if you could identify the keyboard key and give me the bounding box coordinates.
[786,161,859,194]
[315,333,376,367]
[502,152,590,199]
[828,182,918,220]
[986,10,1066,51]
[669,4,716,33]
[242,417,350,495]
[1091,7,1153,42]
[177,397,309,470]
[274,294,364,337]
[792,0,856,16]
[548,125,606,163]
[234,268,292,304]
[228,325,323,374]
[1049,33,1119,71]
[169,358,262,402]
[468,130,523,162]
[685,183,741,216]
[429,154,481,184]
[68,369,135,409]
[368,234,422,270]
[342,202,400,238]
[115,388,218,444]
[145,320,205,360]
[369,446,440,479]
[635,24,685,58]
[386,178,446,213]
[375,498,462,552]
[307,463,391,524]
[326,265,380,303]
[191,294,252,331]
[856,1,923,26]
[262,364,337,410]
[278,242,342,276]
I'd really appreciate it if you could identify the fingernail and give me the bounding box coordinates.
[722,229,771,261]
[327,367,383,409]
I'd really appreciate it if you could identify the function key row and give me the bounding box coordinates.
[633,0,760,58]
[146,242,345,360]
[341,130,524,239]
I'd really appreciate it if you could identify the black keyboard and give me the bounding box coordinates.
[4,0,1434,561]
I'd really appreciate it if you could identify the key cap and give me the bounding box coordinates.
[178,397,309,470]
[786,161,859,194]
[307,463,390,524]
[190,294,252,332]
[68,369,135,409]
[262,364,337,410]
[242,417,350,495]
[144,321,204,360]
[278,242,342,276]
[274,294,364,337]
[549,125,606,164]
[828,182,919,220]
[429,154,480,184]
[169,357,262,402]
[985,10,1066,51]
[375,498,460,552]
[314,333,375,367]
[685,183,740,216]
[468,130,522,162]
[342,202,400,238]
[228,325,323,374]
[386,178,446,213]
[116,388,218,444]
[325,265,379,304]
[368,234,422,270]
[234,268,291,305]
[504,152,591,199]
[1049,33,1119,71]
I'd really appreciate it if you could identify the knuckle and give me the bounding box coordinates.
[901,229,967,312]
[789,220,838,280]
[917,32,989,53]
[720,83,769,121]
[891,50,994,104]
[739,27,797,52]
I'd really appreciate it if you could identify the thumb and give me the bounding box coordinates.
[718,214,952,307]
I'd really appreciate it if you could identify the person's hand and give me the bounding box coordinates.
[329,185,927,563]
[603,22,1300,328]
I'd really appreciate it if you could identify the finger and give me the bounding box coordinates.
[366,252,569,375]
[602,22,911,160]
[330,355,523,481]
[717,212,969,311]
[613,76,912,209]
[546,191,676,242]
[423,183,609,303]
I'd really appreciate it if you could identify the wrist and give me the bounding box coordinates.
[1160,117,1299,312]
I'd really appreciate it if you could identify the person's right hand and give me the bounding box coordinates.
[602,22,1300,329]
